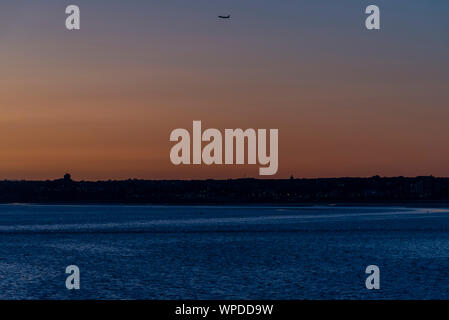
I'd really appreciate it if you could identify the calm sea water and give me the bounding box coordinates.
[1,204,449,300]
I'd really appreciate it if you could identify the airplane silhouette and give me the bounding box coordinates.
[218,15,231,19]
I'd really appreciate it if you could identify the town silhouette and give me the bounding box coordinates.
[1,174,448,204]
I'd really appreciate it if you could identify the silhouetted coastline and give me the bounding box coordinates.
[1,175,449,205]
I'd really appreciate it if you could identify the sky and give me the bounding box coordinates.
[0,0,448,180]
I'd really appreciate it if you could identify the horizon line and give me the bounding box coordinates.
[0,174,443,183]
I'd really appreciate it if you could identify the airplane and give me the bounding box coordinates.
[218,15,231,19]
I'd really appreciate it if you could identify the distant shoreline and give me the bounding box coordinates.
[1,176,449,205]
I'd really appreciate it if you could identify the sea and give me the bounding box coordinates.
[1,204,449,300]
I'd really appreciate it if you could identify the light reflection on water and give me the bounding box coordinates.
[0,205,449,299]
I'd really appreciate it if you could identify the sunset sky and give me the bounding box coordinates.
[1,0,448,180]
